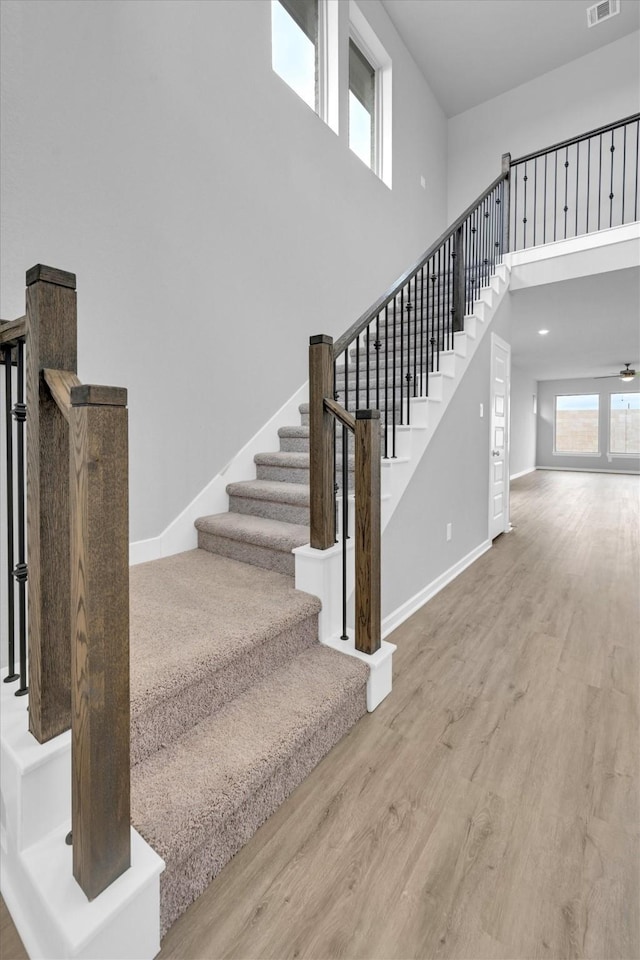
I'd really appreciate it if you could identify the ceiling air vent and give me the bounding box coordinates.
[586,0,620,27]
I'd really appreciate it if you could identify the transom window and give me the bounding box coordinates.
[349,39,375,170]
[610,392,640,454]
[554,394,599,454]
[271,0,318,112]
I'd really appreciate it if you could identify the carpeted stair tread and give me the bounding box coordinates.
[226,478,310,506]
[131,643,368,932]
[195,511,310,553]
[129,550,320,761]
[278,425,309,438]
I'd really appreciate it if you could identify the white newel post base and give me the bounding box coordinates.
[293,543,395,711]
[1,673,165,960]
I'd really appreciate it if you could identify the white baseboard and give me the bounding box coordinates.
[536,466,640,476]
[129,383,309,565]
[510,467,536,481]
[382,539,492,639]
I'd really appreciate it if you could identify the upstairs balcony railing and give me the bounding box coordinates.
[308,112,640,653]
[507,113,639,251]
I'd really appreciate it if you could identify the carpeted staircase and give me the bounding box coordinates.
[128,274,464,938]
[129,549,368,936]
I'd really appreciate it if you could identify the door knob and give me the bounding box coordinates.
[492,449,500,456]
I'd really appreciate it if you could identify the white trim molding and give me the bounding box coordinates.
[510,467,536,481]
[382,539,492,638]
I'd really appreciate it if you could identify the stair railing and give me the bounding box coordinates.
[1,265,130,901]
[309,168,509,648]
[507,112,640,251]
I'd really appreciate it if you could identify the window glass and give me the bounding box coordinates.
[610,392,640,454]
[272,0,318,111]
[349,39,375,168]
[555,395,599,453]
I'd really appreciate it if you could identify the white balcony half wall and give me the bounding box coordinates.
[505,222,640,289]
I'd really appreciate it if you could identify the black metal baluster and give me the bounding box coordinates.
[586,138,591,234]
[621,124,627,223]
[375,315,380,414]
[484,197,490,286]
[430,258,436,374]
[448,236,453,349]
[340,422,348,642]
[575,142,580,237]
[609,128,615,228]
[413,273,418,397]
[598,133,602,230]
[533,158,537,247]
[543,153,548,244]
[523,161,528,249]
[2,345,18,683]
[437,246,442,371]
[365,323,370,410]
[419,266,425,396]
[333,359,338,543]
[14,339,27,696]
[384,305,389,458]
[513,164,518,251]
[405,284,412,425]
[563,146,569,239]
[635,120,639,222]
[553,150,558,241]
[392,297,397,456]
[399,285,404,424]
[355,331,360,412]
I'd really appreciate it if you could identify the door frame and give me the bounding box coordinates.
[489,333,512,538]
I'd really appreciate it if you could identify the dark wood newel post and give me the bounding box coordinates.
[452,225,465,333]
[309,335,336,549]
[26,264,77,743]
[70,383,130,900]
[501,152,511,255]
[354,410,381,655]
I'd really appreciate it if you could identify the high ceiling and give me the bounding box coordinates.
[381,0,640,117]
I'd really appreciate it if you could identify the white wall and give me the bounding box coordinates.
[537,376,640,473]
[510,364,537,479]
[381,295,511,618]
[0,0,447,542]
[447,32,640,222]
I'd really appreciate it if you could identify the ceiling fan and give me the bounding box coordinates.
[595,363,638,382]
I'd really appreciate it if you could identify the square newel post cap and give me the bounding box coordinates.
[356,409,381,420]
[26,264,77,289]
[501,153,511,173]
[310,334,333,346]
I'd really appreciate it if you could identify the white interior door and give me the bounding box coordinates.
[489,333,511,540]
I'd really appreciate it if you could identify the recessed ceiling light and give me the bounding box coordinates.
[538,329,549,335]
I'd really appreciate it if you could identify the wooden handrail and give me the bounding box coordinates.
[333,169,508,357]
[0,316,26,344]
[43,368,81,422]
[511,112,640,166]
[324,397,356,433]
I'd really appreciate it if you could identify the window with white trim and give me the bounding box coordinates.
[271,0,319,112]
[349,39,375,169]
[554,394,599,454]
[609,392,640,455]
[349,1,392,187]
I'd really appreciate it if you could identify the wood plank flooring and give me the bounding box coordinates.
[1,470,638,960]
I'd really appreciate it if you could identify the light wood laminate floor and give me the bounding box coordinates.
[2,471,638,960]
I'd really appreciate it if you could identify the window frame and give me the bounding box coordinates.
[553,393,601,456]
[271,0,339,134]
[608,391,640,457]
[349,1,392,188]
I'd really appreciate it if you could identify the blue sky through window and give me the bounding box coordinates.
[271,1,315,111]
[349,92,372,168]
[611,392,640,410]
[556,394,599,411]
